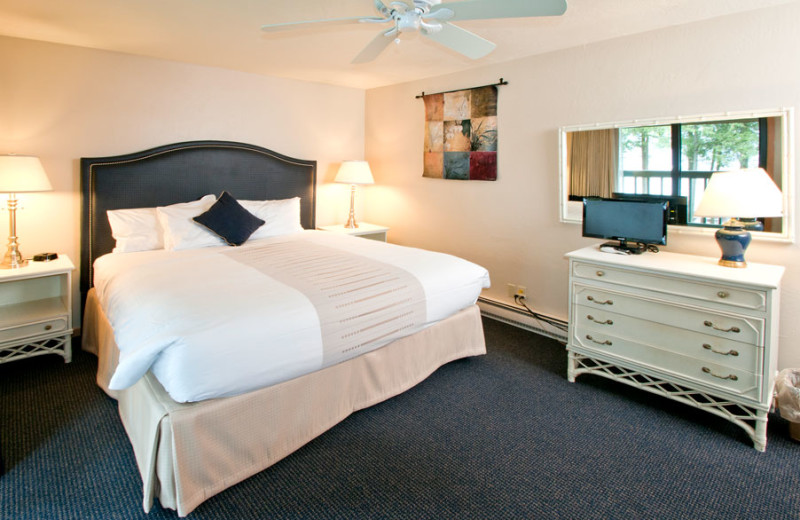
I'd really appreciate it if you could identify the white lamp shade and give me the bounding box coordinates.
[693,168,783,219]
[0,155,52,193]
[335,160,374,185]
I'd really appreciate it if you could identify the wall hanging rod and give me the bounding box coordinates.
[415,78,508,99]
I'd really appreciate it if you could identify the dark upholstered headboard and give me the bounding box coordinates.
[80,140,316,298]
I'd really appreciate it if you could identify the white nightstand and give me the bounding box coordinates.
[318,223,389,242]
[0,255,74,364]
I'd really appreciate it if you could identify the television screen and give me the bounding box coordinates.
[582,197,668,254]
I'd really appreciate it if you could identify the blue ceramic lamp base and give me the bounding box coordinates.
[714,218,759,268]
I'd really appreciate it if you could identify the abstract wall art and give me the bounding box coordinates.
[422,84,498,181]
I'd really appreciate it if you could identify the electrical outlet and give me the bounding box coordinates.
[516,286,527,299]
[507,283,517,297]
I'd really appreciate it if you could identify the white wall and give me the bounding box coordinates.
[0,36,365,320]
[365,3,800,368]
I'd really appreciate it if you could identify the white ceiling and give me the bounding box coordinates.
[0,0,795,90]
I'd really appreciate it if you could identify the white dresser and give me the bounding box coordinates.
[566,246,784,451]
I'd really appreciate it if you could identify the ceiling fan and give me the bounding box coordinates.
[260,0,567,64]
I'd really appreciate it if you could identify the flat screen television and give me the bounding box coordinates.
[582,197,668,254]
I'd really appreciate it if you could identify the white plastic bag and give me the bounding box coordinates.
[776,369,800,422]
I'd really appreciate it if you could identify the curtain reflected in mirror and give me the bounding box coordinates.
[559,109,792,241]
[568,128,618,199]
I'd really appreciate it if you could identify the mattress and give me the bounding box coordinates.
[93,230,490,402]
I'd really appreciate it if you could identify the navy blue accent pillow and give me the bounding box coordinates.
[193,191,265,246]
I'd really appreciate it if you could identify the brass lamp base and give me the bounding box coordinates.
[343,216,358,229]
[1,239,27,269]
[1,258,28,269]
[343,184,359,229]
[1,195,28,269]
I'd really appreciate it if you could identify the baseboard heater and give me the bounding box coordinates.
[477,297,568,343]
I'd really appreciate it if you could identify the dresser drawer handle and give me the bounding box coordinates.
[586,335,612,346]
[44,325,53,331]
[702,367,738,381]
[703,320,740,333]
[702,344,739,356]
[587,315,613,325]
[596,270,605,277]
[587,295,613,305]
[717,291,729,299]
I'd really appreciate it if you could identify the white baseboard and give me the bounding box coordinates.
[477,297,568,343]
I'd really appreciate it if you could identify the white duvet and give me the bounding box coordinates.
[94,230,490,402]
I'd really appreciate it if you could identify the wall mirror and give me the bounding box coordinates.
[559,108,794,242]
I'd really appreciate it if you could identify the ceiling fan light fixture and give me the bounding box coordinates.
[424,8,454,22]
[420,20,443,34]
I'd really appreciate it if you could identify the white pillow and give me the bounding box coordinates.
[107,207,163,253]
[240,197,304,240]
[156,194,223,251]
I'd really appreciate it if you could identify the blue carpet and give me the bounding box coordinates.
[1,317,799,519]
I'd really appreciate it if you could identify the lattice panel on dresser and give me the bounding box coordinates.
[0,336,72,364]
[569,352,766,444]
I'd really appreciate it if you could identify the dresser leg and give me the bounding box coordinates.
[753,411,768,452]
[567,351,577,383]
[63,336,72,363]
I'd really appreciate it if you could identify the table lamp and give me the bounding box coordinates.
[0,155,53,269]
[693,167,783,268]
[335,160,374,229]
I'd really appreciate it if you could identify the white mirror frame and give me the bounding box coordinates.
[559,107,795,243]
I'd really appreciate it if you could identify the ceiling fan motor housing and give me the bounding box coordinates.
[397,11,421,32]
[391,0,447,34]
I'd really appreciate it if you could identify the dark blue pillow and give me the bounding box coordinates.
[193,191,265,246]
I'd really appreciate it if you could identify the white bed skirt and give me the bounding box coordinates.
[82,289,486,516]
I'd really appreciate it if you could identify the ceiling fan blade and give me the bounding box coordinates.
[389,0,416,11]
[430,0,567,21]
[351,30,396,64]
[373,0,391,17]
[261,16,384,33]
[423,22,496,59]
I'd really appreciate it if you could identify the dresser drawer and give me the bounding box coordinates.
[573,304,760,373]
[572,261,767,311]
[571,329,761,400]
[0,316,69,344]
[573,284,763,346]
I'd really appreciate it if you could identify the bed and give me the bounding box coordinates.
[79,141,489,516]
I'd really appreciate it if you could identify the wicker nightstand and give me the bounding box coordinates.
[0,255,74,365]
[318,223,389,242]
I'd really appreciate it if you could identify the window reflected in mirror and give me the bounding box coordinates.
[560,109,792,241]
